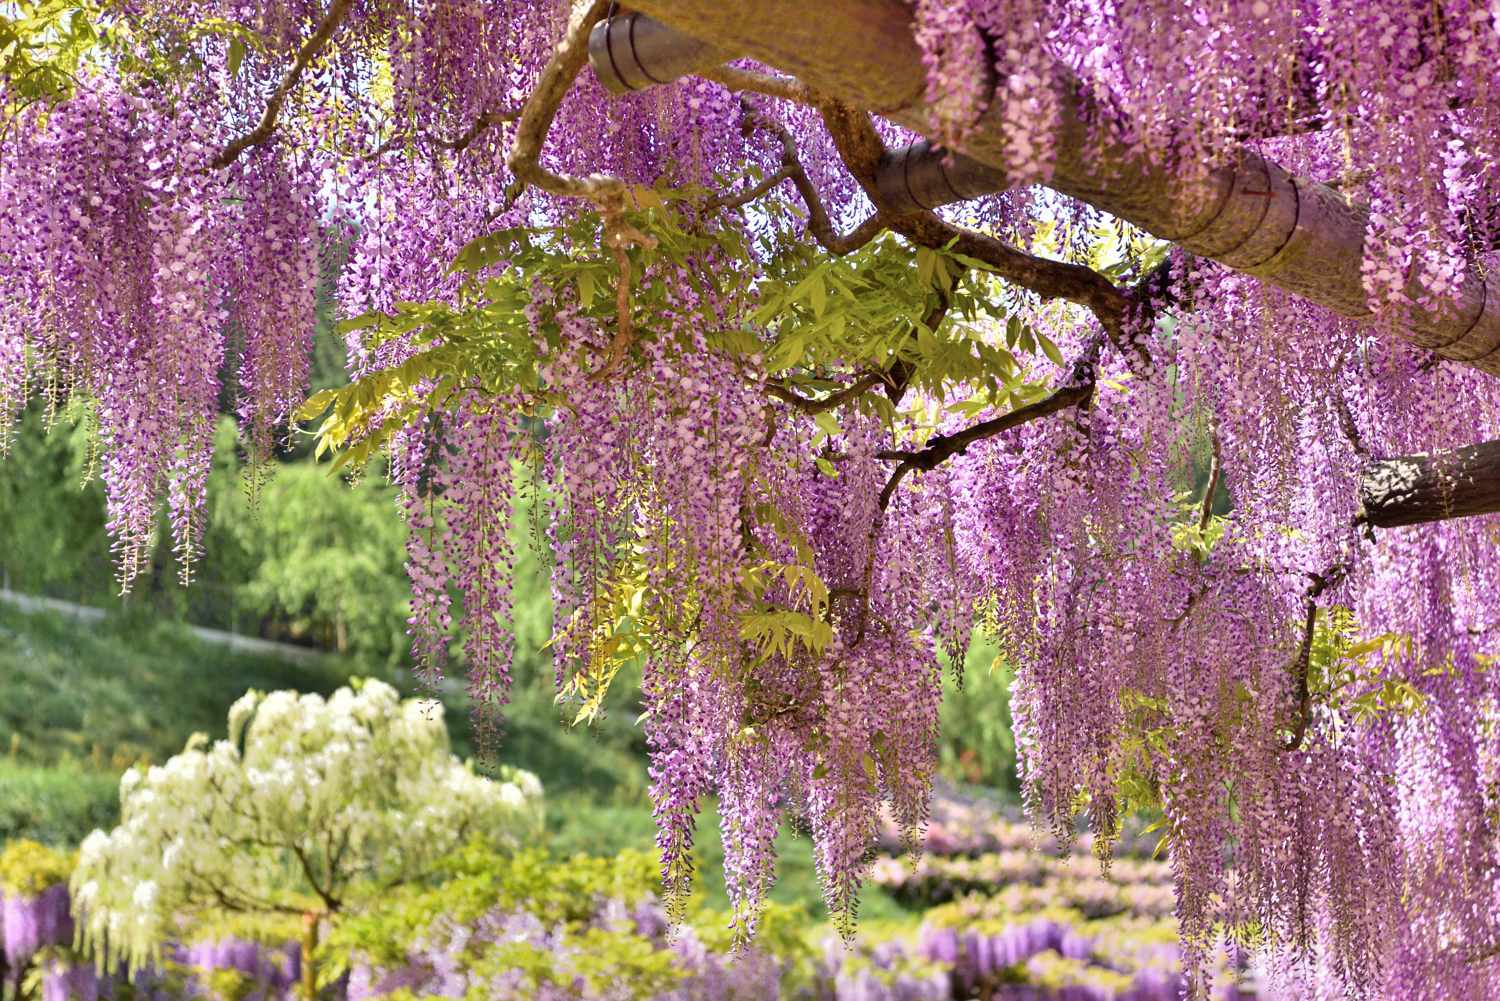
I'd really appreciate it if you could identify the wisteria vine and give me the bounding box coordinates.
[3,2,1500,997]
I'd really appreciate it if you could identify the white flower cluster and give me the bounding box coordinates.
[71,679,542,973]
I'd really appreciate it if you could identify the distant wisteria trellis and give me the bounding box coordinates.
[3,1,1500,997]
[0,867,1282,1001]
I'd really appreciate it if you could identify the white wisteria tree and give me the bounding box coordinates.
[71,680,543,999]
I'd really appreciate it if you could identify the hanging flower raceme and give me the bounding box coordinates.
[0,82,228,587]
[436,392,528,743]
[223,148,320,467]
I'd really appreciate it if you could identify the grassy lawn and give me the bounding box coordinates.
[0,601,356,769]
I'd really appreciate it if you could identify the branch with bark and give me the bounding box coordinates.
[1283,565,1347,752]
[766,372,887,414]
[875,336,1102,510]
[363,107,519,161]
[591,216,659,380]
[211,0,353,169]
[505,0,659,377]
[813,99,1139,350]
[738,98,886,254]
[1198,435,1223,534]
[506,0,626,205]
[704,164,793,212]
[1358,439,1500,528]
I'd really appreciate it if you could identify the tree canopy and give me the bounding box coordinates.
[71,680,543,985]
[3,2,1500,996]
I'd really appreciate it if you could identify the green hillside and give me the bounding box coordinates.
[0,602,356,769]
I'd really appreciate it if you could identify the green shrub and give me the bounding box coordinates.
[324,845,820,1000]
[208,422,411,663]
[0,406,114,603]
[326,846,665,971]
[0,764,118,846]
[465,926,687,999]
[540,795,910,926]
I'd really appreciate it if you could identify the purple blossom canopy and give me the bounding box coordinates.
[4,2,1500,996]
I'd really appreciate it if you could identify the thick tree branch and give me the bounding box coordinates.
[1282,597,1320,753]
[626,1,1500,377]
[914,220,1134,338]
[882,292,953,405]
[590,217,658,380]
[812,214,886,257]
[1358,439,1500,529]
[434,108,517,152]
[876,335,1103,510]
[211,0,353,169]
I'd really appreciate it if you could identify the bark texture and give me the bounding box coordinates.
[628,0,1500,377]
[1359,439,1500,528]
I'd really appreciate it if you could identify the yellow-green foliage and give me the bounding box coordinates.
[322,845,821,997]
[1,2,104,107]
[296,194,1096,737]
[1026,953,1135,994]
[0,838,73,896]
[199,966,279,1001]
[181,912,304,948]
[323,846,664,972]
